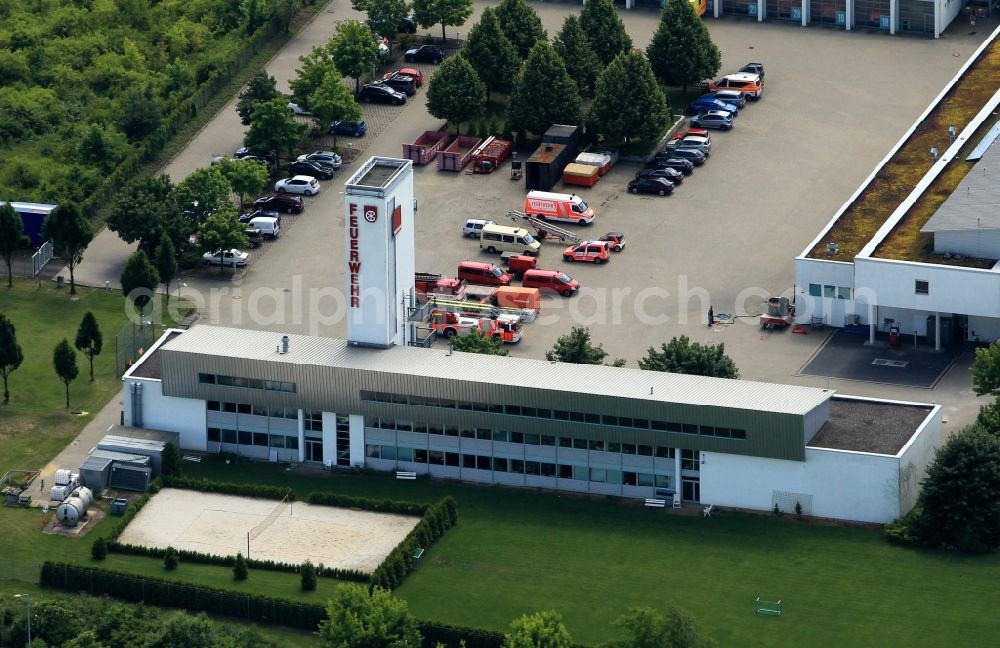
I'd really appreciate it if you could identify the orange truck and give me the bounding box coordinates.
[429,309,522,343]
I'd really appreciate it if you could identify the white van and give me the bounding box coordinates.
[524,191,596,225]
[249,216,280,239]
[480,224,541,256]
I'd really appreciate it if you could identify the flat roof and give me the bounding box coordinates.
[345,156,410,194]
[156,325,834,416]
[807,398,933,455]
[921,135,1000,232]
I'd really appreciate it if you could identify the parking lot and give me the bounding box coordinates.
[66,1,990,424]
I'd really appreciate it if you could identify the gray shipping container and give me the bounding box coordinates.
[79,455,114,493]
[97,435,165,476]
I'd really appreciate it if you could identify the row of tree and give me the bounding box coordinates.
[451,326,739,379]
[0,311,102,408]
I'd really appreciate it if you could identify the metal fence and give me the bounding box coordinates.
[32,241,53,277]
[115,320,161,377]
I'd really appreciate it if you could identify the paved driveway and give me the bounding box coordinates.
[66,2,992,429]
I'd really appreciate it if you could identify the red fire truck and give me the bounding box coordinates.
[428,309,522,343]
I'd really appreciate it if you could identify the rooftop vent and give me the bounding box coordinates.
[278,335,289,354]
[826,242,840,257]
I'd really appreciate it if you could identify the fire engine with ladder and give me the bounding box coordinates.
[428,309,523,343]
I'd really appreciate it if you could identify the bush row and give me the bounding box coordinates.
[418,620,504,648]
[40,562,326,631]
[161,475,295,501]
[306,491,428,516]
[108,479,162,543]
[370,496,459,591]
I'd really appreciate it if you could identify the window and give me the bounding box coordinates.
[837,286,852,300]
[637,445,653,456]
[269,435,285,448]
[540,435,556,446]
[199,373,216,384]
[445,452,459,467]
[366,444,380,458]
[632,418,649,429]
[477,428,492,440]
[462,454,476,468]
[915,280,929,295]
[428,424,443,436]
[510,460,525,474]
[590,468,606,483]
[731,429,747,440]
[253,432,268,446]
[237,403,251,414]
[222,429,237,444]
[525,461,540,476]
[524,434,540,445]
[570,411,585,423]
[207,401,220,411]
[823,285,835,298]
[493,430,509,442]
[305,412,323,432]
[414,449,427,463]
[223,402,237,413]
[396,420,412,432]
[637,473,654,487]
[285,436,298,450]
[623,471,638,486]
[573,438,588,450]
[536,408,551,419]
[381,445,396,460]
[494,457,508,472]
[207,427,221,443]
[681,449,699,471]
[521,406,536,417]
[397,447,414,462]
[477,455,492,470]
[510,431,524,444]
[589,440,605,451]
[603,415,618,426]
[655,446,674,459]
[808,283,821,297]
[541,462,556,477]
[558,436,572,448]
[584,413,600,424]
[554,410,570,421]
[655,475,672,489]
[559,464,573,479]
[572,465,588,480]
[651,420,667,431]
[607,442,621,453]
[682,423,698,435]
[238,431,252,445]
[445,426,460,437]
[622,443,636,454]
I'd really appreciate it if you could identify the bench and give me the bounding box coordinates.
[395,471,417,480]
[644,498,666,508]
[182,455,202,463]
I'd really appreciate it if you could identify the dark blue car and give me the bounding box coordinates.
[329,120,367,137]
[689,97,738,116]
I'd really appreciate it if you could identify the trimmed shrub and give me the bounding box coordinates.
[163,546,179,571]
[233,553,248,580]
[91,537,107,561]
[300,560,317,591]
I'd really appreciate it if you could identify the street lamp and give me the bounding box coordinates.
[13,594,31,648]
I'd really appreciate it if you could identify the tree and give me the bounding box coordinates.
[637,335,739,378]
[106,174,182,250]
[613,606,716,648]
[319,585,421,647]
[976,398,1000,432]
[300,559,318,591]
[589,51,670,145]
[161,441,182,478]
[310,68,364,135]
[449,329,509,355]
[155,236,178,304]
[413,0,474,41]
[908,425,1000,553]
[233,552,249,580]
[495,0,546,60]
[244,97,305,167]
[356,0,410,41]
[118,86,162,141]
[971,341,1000,396]
[42,202,93,296]
[0,202,28,288]
[0,313,23,404]
[236,69,279,125]
[580,0,632,66]
[647,0,721,91]
[91,537,108,561]
[553,15,601,98]
[74,312,103,382]
[163,546,179,570]
[289,46,339,111]
[330,21,380,95]
[54,338,79,409]
[426,55,487,134]
[147,613,227,648]
[546,326,625,366]
[508,41,580,137]
[120,250,160,317]
[198,207,247,274]
[173,166,234,231]
[217,157,270,212]
[463,8,520,102]
[504,610,572,648]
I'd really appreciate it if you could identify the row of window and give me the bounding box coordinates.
[367,417,703,463]
[199,373,296,393]
[360,392,747,441]
[207,427,299,449]
[365,445,675,487]
[207,401,299,419]
[808,284,852,300]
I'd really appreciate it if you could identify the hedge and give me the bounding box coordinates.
[160,475,295,501]
[418,620,505,648]
[306,491,428,515]
[40,562,326,631]
[370,496,458,591]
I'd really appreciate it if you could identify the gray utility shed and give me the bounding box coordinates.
[97,435,166,476]
[109,464,151,492]
[80,450,150,493]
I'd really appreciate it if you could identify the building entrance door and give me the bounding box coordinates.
[682,478,701,502]
[306,440,324,463]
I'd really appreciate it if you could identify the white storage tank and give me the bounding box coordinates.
[56,486,93,527]
[54,468,73,485]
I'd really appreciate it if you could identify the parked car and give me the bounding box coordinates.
[702,90,746,109]
[380,73,417,96]
[522,269,579,297]
[252,194,304,213]
[297,151,342,168]
[739,62,765,81]
[667,135,712,156]
[329,120,367,137]
[691,110,734,130]
[627,177,674,196]
[234,147,276,164]
[599,232,626,252]
[274,175,320,195]
[239,208,280,224]
[636,167,684,184]
[563,241,612,264]
[689,96,738,116]
[202,249,249,267]
[647,157,695,175]
[660,147,706,166]
[463,218,494,238]
[244,227,264,248]
[288,102,310,116]
[383,67,424,87]
[288,160,335,180]
[398,14,418,33]
[404,45,445,64]
[672,127,710,141]
[358,83,406,105]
